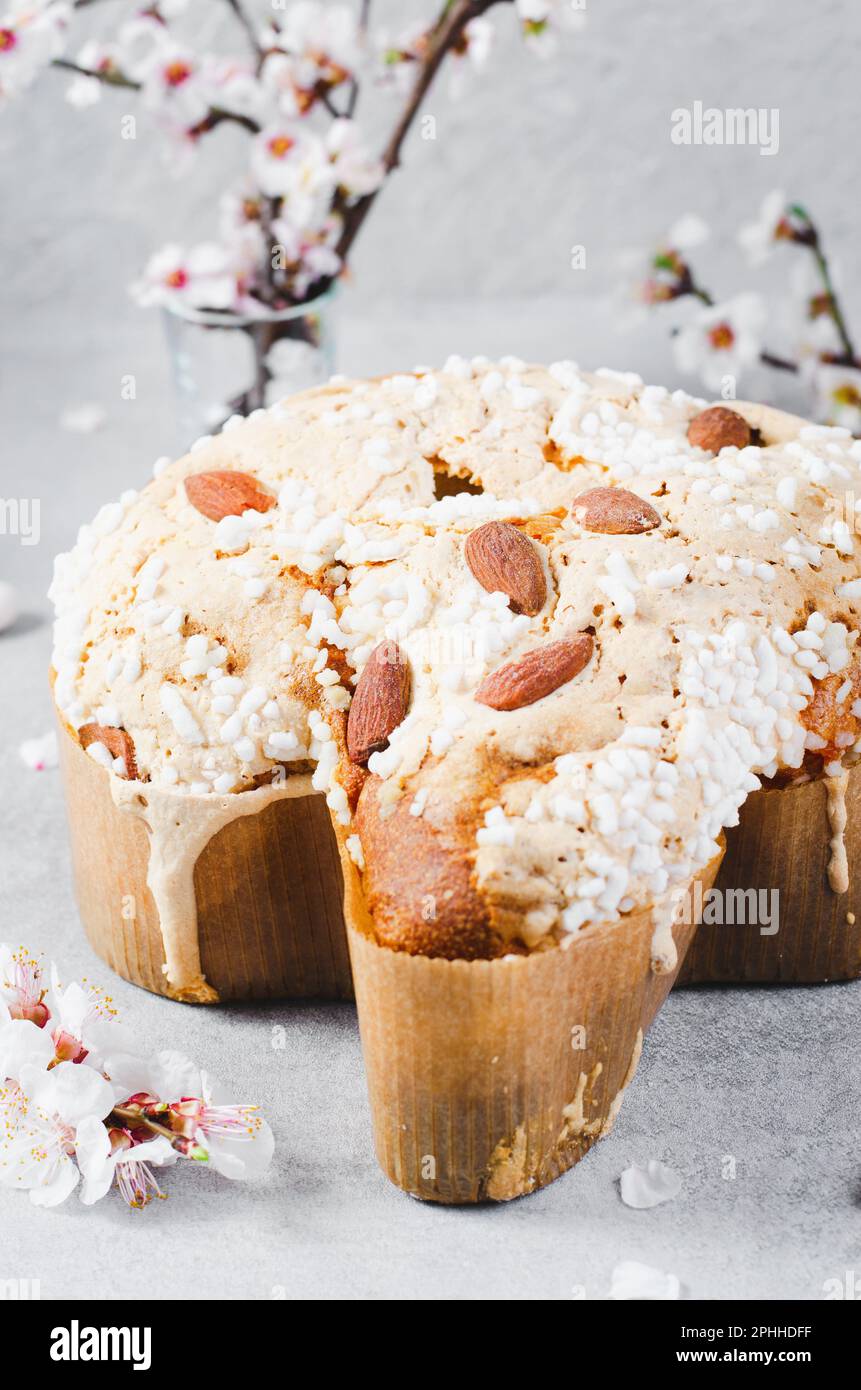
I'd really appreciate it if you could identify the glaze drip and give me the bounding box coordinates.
[110,773,316,1002]
[825,772,850,895]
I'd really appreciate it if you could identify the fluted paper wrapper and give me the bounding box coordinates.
[57,714,351,1003]
[680,767,861,985]
[340,840,723,1204]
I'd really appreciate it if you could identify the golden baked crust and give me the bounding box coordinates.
[356,775,507,959]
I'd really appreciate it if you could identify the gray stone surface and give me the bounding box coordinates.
[1,0,860,1302]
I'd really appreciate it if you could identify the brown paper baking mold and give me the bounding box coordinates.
[679,766,861,985]
[57,713,352,1003]
[340,834,723,1204]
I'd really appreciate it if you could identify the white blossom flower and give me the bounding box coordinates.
[738,189,789,266]
[251,124,333,222]
[136,41,210,128]
[187,55,264,128]
[219,181,264,240]
[445,17,495,96]
[104,1049,275,1180]
[275,1,362,92]
[258,50,313,120]
[0,1,67,107]
[325,118,384,198]
[271,211,341,298]
[76,1117,175,1208]
[672,293,766,392]
[47,963,130,1067]
[0,1017,54,1077]
[376,22,430,93]
[0,1061,114,1207]
[810,362,861,434]
[114,9,170,81]
[0,944,274,1213]
[131,241,243,311]
[0,944,49,1026]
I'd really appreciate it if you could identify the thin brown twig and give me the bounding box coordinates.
[335,0,514,264]
[760,350,799,374]
[346,0,373,117]
[224,0,264,65]
[110,1104,208,1158]
[110,1105,177,1144]
[53,56,140,91]
[793,210,858,364]
[51,59,262,134]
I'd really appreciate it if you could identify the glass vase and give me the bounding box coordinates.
[163,289,336,445]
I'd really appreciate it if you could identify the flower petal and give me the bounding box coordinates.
[205,1119,274,1180]
[29,1154,80,1208]
[30,1060,115,1126]
[0,1018,54,1079]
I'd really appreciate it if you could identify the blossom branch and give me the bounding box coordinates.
[0,942,272,1208]
[52,56,139,91]
[788,204,858,365]
[336,0,514,263]
[51,58,262,134]
[649,252,799,375]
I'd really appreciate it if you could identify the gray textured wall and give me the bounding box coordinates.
[2,0,859,312]
[2,0,860,589]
